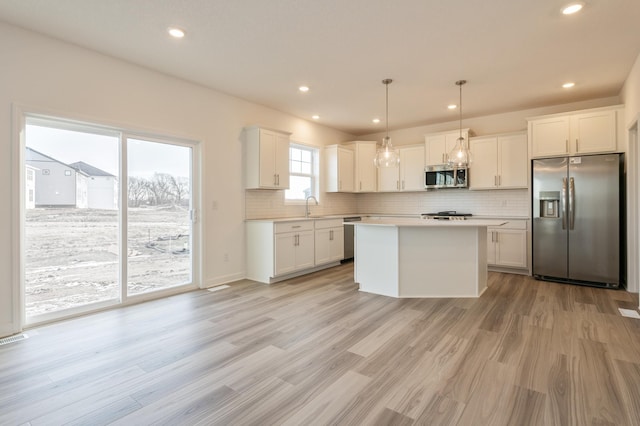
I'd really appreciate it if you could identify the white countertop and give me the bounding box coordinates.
[351,218,508,227]
[245,214,527,223]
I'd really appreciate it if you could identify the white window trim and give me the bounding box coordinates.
[285,142,320,204]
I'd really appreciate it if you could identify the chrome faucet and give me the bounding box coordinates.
[305,196,318,218]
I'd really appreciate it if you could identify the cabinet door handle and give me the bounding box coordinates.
[566,140,568,152]
[292,225,301,228]
[494,176,497,186]
[330,230,333,240]
[575,139,579,152]
[339,180,342,190]
[396,180,400,190]
[359,182,362,191]
[274,174,277,185]
[402,180,405,190]
[498,175,501,186]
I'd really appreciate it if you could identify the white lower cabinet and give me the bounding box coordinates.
[487,220,528,270]
[275,230,314,276]
[315,219,344,265]
[246,218,343,283]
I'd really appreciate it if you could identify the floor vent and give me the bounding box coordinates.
[0,333,29,346]
[618,308,640,319]
[207,284,230,292]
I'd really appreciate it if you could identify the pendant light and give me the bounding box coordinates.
[374,79,400,168]
[448,80,471,167]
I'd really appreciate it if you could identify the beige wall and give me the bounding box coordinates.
[621,52,640,129]
[359,97,621,145]
[0,23,354,336]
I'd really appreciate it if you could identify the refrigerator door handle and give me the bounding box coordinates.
[569,177,575,230]
[562,177,568,230]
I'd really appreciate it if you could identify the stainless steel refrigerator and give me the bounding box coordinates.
[532,153,625,288]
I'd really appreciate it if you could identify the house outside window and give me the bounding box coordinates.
[285,143,318,201]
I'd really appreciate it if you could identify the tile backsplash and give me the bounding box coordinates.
[357,189,529,217]
[245,190,358,219]
[245,188,529,219]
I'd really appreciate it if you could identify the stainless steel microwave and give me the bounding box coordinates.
[424,164,468,189]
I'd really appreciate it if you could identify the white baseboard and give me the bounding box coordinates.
[0,323,20,339]
[203,272,246,288]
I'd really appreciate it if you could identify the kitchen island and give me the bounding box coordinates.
[351,218,506,298]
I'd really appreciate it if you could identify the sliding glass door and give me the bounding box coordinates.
[24,122,120,319]
[126,138,192,295]
[22,117,197,324]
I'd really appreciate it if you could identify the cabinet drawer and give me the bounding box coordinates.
[314,218,343,229]
[488,220,528,230]
[274,221,314,234]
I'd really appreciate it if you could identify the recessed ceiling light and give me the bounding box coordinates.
[168,27,185,38]
[298,86,310,93]
[448,104,457,110]
[312,115,320,120]
[562,82,576,88]
[562,2,584,15]
[372,118,381,123]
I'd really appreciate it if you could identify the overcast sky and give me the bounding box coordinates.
[26,124,190,179]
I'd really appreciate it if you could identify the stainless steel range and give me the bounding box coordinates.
[421,211,473,220]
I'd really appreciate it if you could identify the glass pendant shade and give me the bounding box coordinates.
[375,78,399,168]
[448,136,470,167]
[374,136,400,168]
[448,79,471,167]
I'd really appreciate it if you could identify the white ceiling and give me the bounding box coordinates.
[1,0,639,135]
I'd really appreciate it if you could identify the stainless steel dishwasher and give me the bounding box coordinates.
[342,216,361,261]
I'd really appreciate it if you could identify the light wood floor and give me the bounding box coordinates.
[1,263,639,425]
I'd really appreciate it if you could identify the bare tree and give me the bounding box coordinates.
[128,176,148,207]
[148,173,173,205]
[169,176,189,206]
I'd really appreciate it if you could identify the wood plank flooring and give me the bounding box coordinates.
[1,263,639,425]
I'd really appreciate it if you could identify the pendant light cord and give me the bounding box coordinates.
[459,82,462,140]
[386,81,389,140]
[383,79,392,142]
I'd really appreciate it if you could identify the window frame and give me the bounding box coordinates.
[285,142,319,203]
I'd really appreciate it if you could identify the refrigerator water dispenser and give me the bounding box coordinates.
[539,191,560,218]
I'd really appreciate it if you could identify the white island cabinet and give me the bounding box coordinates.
[351,218,506,298]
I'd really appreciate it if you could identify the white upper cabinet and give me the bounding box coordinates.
[344,141,378,192]
[425,129,469,166]
[377,145,425,192]
[244,126,291,189]
[528,106,621,158]
[400,145,426,191]
[469,132,528,190]
[377,164,399,192]
[529,116,570,158]
[325,145,355,192]
[571,109,617,154]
